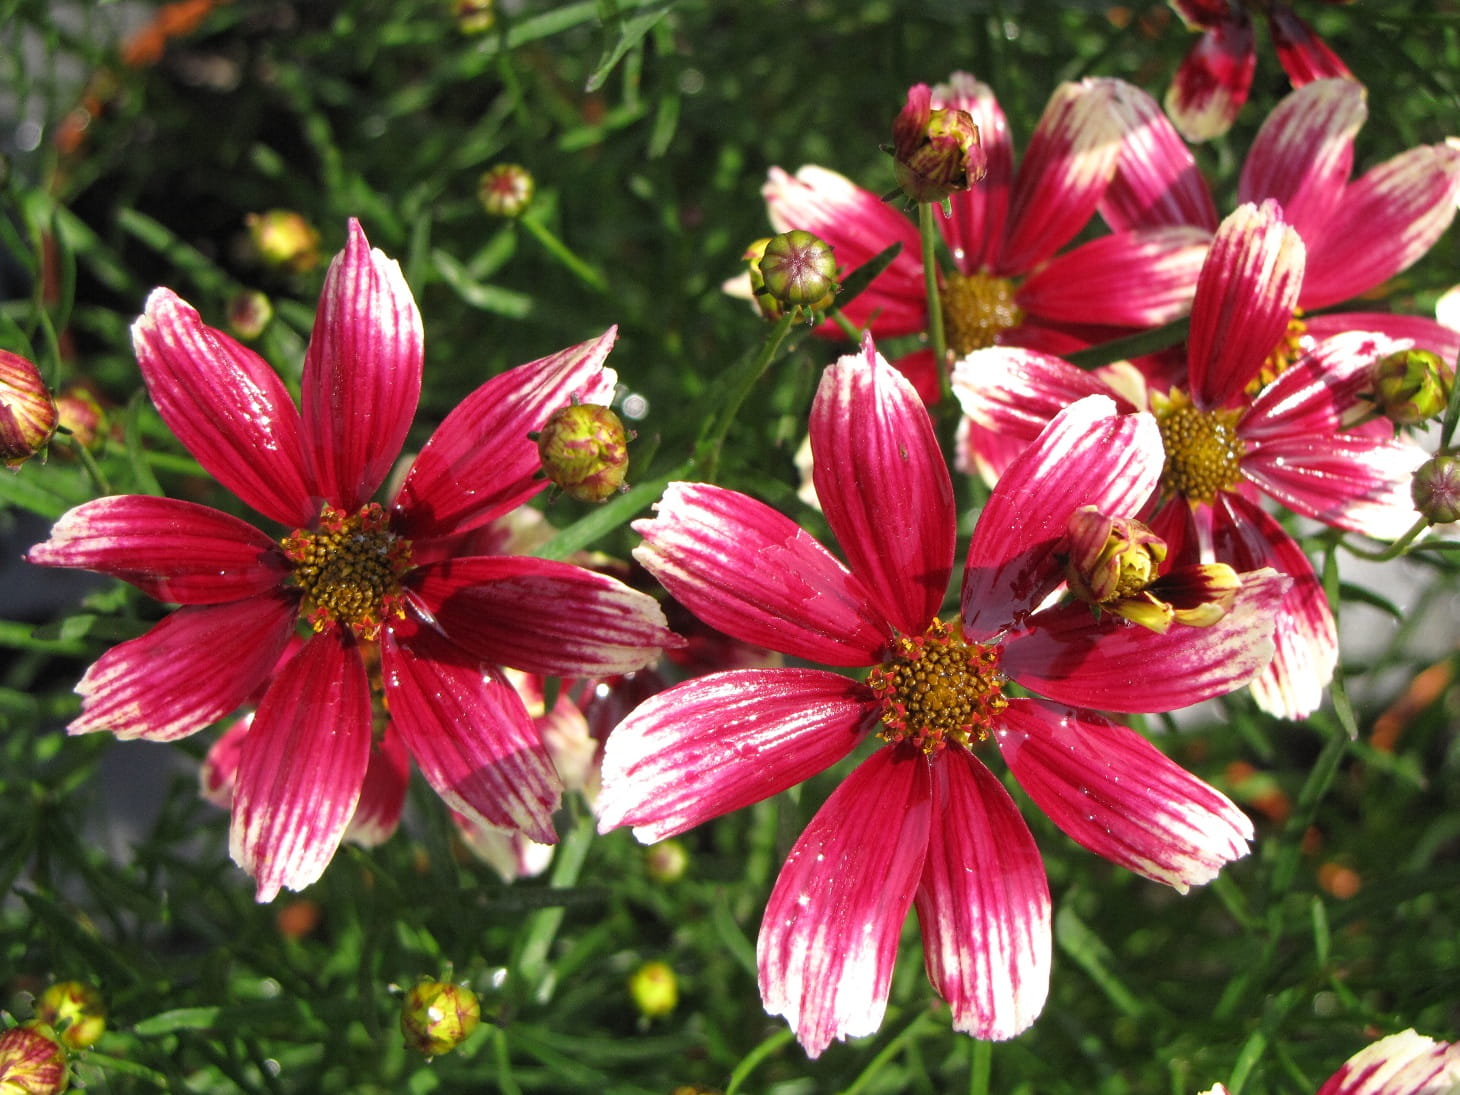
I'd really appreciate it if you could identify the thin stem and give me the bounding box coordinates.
[918,201,950,402]
[1338,515,1429,561]
[519,214,609,293]
[59,427,111,495]
[697,310,797,481]
[513,806,596,1003]
[969,1039,992,1095]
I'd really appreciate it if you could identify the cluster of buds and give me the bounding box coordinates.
[1061,506,1240,633]
[478,163,535,219]
[1,349,58,470]
[532,399,634,502]
[245,210,322,274]
[399,980,481,1057]
[888,83,985,206]
[744,230,838,321]
[1371,348,1454,426]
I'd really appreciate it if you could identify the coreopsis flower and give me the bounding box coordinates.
[1165,0,1354,142]
[25,220,678,901]
[0,349,58,469]
[955,201,1428,719]
[598,336,1288,1056]
[888,82,986,205]
[1201,1028,1460,1095]
[759,73,1209,401]
[1103,79,1460,366]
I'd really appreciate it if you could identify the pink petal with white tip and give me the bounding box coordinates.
[1018,226,1209,326]
[1101,79,1218,231]
[70,594,296,741]
[1268,7,1353,86]
[230,632,373,902]
[1316,1029,1460,1095]
[811,336,955,636]
[915,748,1051,1041]
[596,668,874,843]
[758,747,931,1059]
[345,726,410,847]
[132,288,313,527]
[633,482,892,667]
[1163,11,1255,143]
[301,220,423,510]
[996,699,1253,892]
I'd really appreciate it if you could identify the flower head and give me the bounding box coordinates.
[598,336,1287,1056]
[1202,1028,1460,1095]
[26,220,679,901]
[0,350,58,469]
[889,83,985,205]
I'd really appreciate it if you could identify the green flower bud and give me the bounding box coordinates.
[478,164,534,218]
[0,349,58,469]
[644,839,688,883]
[452,0,495,34]
[1373,348,1454,426]
[227,290,274,341]
[628,961,678,1019]
[755,230,838,312]
[0,1024,69,1095]
[890,84,985,205]
[245,210,322,274]
[534,402,633,502]
[34,983,105,1052]
[1412,455,1460,525]
[400,981,481,1057]
[54,386,107,454]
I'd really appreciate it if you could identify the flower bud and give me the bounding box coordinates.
[644,839,688,883]
[226,290,274,341]
[533,402,632,502]
[453,0,495,34]
[246,210,322,274]
[628,961,678,1019]
[1412,455,1460,525]
[400,980,481,1057]
[0,349,58,469]
[0,1025,68,1095]
[890,84,985,205]
[1373,348,1454,426]
[53,385,107,453]
[478,164,534,218]
[34,982,106,1051]
[755,230,838,313]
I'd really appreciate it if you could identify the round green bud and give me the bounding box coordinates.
[1412,455,1460,525]
[535,402,632,502]
[644,839,688,883]
[400,981,481,1057]
[755,230,838,310]
[1374,348,1454,426]
[478,163,535,218]
[628,961,678,1019]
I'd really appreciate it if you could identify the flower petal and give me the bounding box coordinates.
[811,336,955,635]
[961,396,1162,641]
[414,554,679,678]
[1187,201,1306,409]
[1244,432,1425,540]
[1238,79,1364,246]
[394,329,618,541]
[345,726,410,848]
[933,72,1012,273]
[1268,8,1353,86]
[596,668,874,843]
[1213,493,1336,719]
[1243,330,1405,442]
[1305,312,1460,367]
[998,79,1123,274]
[1315,1029,1460,1095]
[26,495,283,604]
[996,698,1254,892]
[758,747,931,1059]
[1163,12,1256,142]
[763,165,927,336]
[382,615,561,842]
[132,288,312,527]
[1003,568,1289,712]
[301,219,423,510]
[1102,80,1219,231]
[1018,226,1209,326]
[70,595,296,741]
[230,632,372,902]
[915,749,1051,1041]
[1300,142,1460,310]
[633,482,892,666]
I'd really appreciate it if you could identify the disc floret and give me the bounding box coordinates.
[281,503,413,641]
[1152,387,1246,505]
[866,618,1007,755]
[939,271,1023,356]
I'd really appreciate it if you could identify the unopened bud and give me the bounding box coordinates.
[1373,348,1454,426]
[755,230,838,312]
[628,961,678,1019]
[34,982,105,1051]
[0,350,58,469]
[53,385,106,454]
[644,839,688,883]
[478,164,534,218]
[400,980,481,1057]
[0,1025,68,1095]
[890,84,985,205]
[246,210,321,274]
[533,402,632,502]
[452,0,495,34]
[1413,455,1460,525]
[227,290,274,341]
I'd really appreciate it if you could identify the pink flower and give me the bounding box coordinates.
[1104,78,1460,365]
[760,73,1209,400]
[955,201,1428,719]
[1202,1028,1460,1095]
[26,220,679,901]
[1165,0,1354,141]
[597,335,1288,1056]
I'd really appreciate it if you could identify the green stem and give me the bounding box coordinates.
[59,428,111,495]
[514,807,596,1003]
[697,310,796,481]
[918,201,950,402]
[969,1039,992,1095]
[519,214,609,293]
[1338,515,1430,561]
[724,1027,797,1095]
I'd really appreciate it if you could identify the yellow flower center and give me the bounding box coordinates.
[1247,311,1309,395]
[1153,388,1246,505]
[280,503,413,641]
[866,619,1007,756]
[939,271,1023,356]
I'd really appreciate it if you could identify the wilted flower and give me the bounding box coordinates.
[0,349,58,469]
[534,401,633,502]
[245,209,321,274]
[600,336,1286,1056]
[478,163,534,218]
[400,981,480,1057]
[0,1025,68,1095]
[888,82,985,205]
[33,983,105,1051]
[26,220,679,901]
